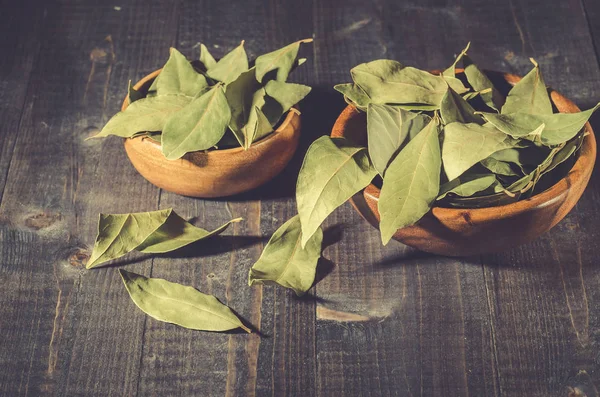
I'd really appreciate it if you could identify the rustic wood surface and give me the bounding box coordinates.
[1,0,600,396]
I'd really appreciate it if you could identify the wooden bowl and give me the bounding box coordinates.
[331,71,597,256]
[122,70,301,198]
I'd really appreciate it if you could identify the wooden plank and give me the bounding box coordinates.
[0,1,180,395]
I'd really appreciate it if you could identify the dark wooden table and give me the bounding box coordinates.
[2,0,600,396]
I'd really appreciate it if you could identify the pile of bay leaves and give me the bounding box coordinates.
[93,39,312,156]
[296,43,599,245]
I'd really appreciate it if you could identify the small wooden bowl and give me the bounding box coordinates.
[331,71,597,256]
[122,70,301,198]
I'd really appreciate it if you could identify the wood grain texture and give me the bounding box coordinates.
[1,0,600,396]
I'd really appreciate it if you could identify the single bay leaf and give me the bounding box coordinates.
[157,48,209,97]
[207,41,248,84]
[480,156,520,177]
[128,80,144,104]
[440,85,483,125]
[334,83,370,110]
[438,173,498,200]
[87,209,172,269]
[225,68,262,147]
[93,95,192,138]
[161,85,231,160]
[264,80,311,124]
[501,58,552,115]
[242,106,272,148]
[367,103,431,175]
[199,43,217,70]
[351,60,467,107]
[136,216,242,253]
[296,136,377,247]
[463,55,504,111]
[444,189,520,208]
[443,42,470,77]
[479,103,600,146]
[248,215,323,296]
[255,38,313,82]
[442,122,514,180]
[378,117,442,245]
[540,133,584,177]
[119,270,250,333]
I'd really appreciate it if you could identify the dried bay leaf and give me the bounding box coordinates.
[378,117,442,245]
[255,38,313,82]
[157,48,209,97]
[248,215,323,296]
[501,58,552,115]
[119,270,250,333]
[199,43,217,70]
[207,41,248,84]
[442,122,514,180]
[479,103,599,146]
[264,80,311,123]
[334,83,371,110]
[225,68,262,147]
[438,173,499,200]
[443,42,470,77]
[480,156,521,177]
[367,103,431,175]
[296,136,377,247]
[440,85,483,125]
[242,106,272,148]
[92,95,192,138]
[128,80,144,104]
[87,209,240,269]
[162,85,231,160]
[463,55,504,111]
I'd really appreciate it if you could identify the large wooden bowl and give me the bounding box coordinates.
[331,72,596,256]
[122,70,301,198]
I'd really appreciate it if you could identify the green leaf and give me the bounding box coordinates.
[463,55,504,111]
[480,156,520,177]
[242,106,272,149]
[501,58,552,115]
[255,38,313,82]
[157,48,209,97]
[442,122,514,180]
[334,83,370,110]
[440,85,483,125]
[443,42,470,77]
[207,41,248,84]
[224,68,262,147]
[438,173,499,199]
[264,80,311,124]
[297,136,377,247]
[86,209,240,268]
[93,95,192,138]
[248,215,323,296]
[378,117,442,245]
[128,80,145,104]
[479,103,599,146]
[350,60,467,107]
[161,85,231,160]
[444,189,520,208]
[366,103,431,175]
[119,270,250,333]
[199,43,217,70]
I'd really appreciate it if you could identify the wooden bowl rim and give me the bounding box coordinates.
[334,70,597,217]
[122,69,299,157]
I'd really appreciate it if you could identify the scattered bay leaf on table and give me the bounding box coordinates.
[248,215,323,296]
[438,173,499,200]
[350,60,467,106]
[128,80,144,104]
[162,85,231,160]
[225,68,262,147]
[207,41,248,84]
[367,103,431,175]
[297,136,377,247]
[463,55,504,111]
[264,80,311,124]
[136,216,242,253]
[440,85,483,125]
[87,209,241,268]
[157,48,209,97]
[199,43,217,70]
[443,42,470,77]
[92,95,191,138]
[479,103,599,146]
[378,117,442,245]
[119,270,250,333]
[442,122,514,180]
[334,83,371,110]
[255,38,313,82]
[501,58,553,115]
